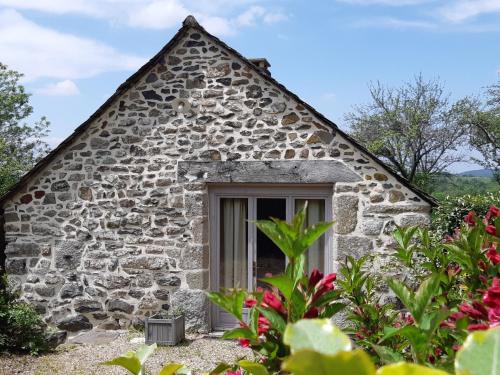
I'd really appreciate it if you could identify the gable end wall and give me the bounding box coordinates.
[1,28,430,332]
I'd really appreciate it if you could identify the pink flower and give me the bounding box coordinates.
[312,282,334,303]
[483,278,500,308]
[459,303,487,319]
[262,290,286,315]
[486,225,497,237]
[238,338,250,347]
[227,370,242,375]
[488,307,500,327]
[486,206,500,221]
[244,298,257,308]
[467,323,490,331]
[464,211,476,227]
[308,268,323,288]
[257,316,270,335]
[486,243,500,265]
[304,307,319,318]
[319,273,337,287]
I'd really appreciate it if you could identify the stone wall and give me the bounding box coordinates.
[1,26,431,333]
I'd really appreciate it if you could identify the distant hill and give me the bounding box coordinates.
[457,169,494,177]
[430,173,498,201]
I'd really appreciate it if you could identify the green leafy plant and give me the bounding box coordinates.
[0,274,51,355]
[338,255,400,361]
[100,343,189,375]
[207,203,343,373]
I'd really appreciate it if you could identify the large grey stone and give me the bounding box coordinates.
[60,283,83,299]
[395,214,430,228]
[55,241,85,270]
[177,161,362,184]
[333,195,358,234]
[108,299,134,314]
[57,315,92,331]
[74,299,103,313]
[171,289,209,332]
[121,256,169,271]
[180,245,209,270]
[5,242,40,257]
[94,274,131,290]
[5,258,27,274]
[336,235,374,261]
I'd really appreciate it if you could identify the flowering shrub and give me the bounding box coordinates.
[207,203,344,373]
[339,205,500,370]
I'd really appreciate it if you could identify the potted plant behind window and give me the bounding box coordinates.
[144,308,185,345]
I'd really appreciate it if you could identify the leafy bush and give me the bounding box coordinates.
[0,274,50,355]
[207,203,344,373]
[432,192,500,238]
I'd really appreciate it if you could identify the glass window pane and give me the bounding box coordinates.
[256,198,287,288]
[295,199,325,273]
[220,198,248,289]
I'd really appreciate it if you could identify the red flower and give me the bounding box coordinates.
[486,244,500,265]
[257,316,271,335]
[244,298,257,308]
[459,303,487,319]
[483,278,500,308]
[308,268,323,288]
[238,338,250,347]
[320,273,337,287]
[312,282,334,303]
[464,211,476,227]
[486,225,497,237]
[478,260,488,272]
[304,307,319,318]
[488,307,500,327]
[262,290,286,315]
[404,313,414,325]
[227,370,242,375]
[467,323,490,331]
[486,206,500,221]
[472,301,489,317]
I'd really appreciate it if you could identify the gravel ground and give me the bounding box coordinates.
[0,332,252,375]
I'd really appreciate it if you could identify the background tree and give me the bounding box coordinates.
[468,79,500,184]
[345,75,475,191]
[0,63,50,196]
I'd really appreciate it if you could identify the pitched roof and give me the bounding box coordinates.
[0,15,437,207]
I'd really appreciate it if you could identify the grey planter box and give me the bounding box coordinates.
[145,314,185,345]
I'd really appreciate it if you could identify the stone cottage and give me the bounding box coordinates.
[0,16,435,333]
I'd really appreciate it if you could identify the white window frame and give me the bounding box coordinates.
[208,184,333,329]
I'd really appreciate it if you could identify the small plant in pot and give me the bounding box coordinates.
[145,308,185,346]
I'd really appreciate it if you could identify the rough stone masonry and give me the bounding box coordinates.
[0,16,433,333]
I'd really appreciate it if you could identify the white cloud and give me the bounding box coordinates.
[127,0,190,29]
[37,80,80,96]
[337,0,433,5]
[353,16,435,29]
[438,0,500,23]
[0,9,145,81]
[0,0,288,36]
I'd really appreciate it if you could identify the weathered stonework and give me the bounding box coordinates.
[0,18,431,333]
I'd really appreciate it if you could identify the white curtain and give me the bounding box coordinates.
[221,198,247,289]
[296,199,325,272]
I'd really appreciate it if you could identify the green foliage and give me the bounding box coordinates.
[207,203,341,373]
[0,63,50,196]
[432,193,500,238]
[0,274,49,355]
[429,175,498,200]
[455,327,500,375]
[283,319,351,355]
[338,256,399,359]
[100,343,189,375]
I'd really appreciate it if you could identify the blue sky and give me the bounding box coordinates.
[1,0,499,172]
